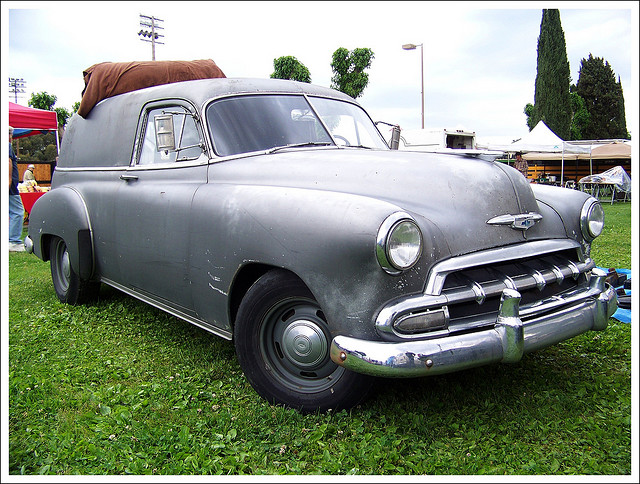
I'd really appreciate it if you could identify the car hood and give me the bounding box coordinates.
[211,148,565,256]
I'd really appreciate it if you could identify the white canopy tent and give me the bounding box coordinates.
[477,121,591,184]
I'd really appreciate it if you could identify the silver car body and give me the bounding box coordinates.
[26,78,616,393]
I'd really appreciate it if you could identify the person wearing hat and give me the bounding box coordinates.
[23,164,36,183]
[513,152,529,179]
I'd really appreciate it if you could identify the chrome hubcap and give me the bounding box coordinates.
[281,320,327,368]
[61,249,71,284]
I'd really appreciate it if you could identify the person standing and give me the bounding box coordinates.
[9,126,25,252]
[23,164,36,183]
[513,152,529,179]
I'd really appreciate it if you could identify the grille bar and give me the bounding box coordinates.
[442,254,590,307]
[424,239,587,295]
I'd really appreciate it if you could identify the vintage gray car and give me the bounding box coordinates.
[25,76,617,412]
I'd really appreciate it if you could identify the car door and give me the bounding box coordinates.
[114,101,208,314]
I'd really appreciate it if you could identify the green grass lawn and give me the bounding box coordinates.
[6,203,633,475]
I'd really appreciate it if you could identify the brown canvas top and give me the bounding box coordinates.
[77,59,226,118]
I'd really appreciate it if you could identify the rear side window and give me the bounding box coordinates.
[138,106,202,165]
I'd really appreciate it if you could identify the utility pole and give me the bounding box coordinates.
[138,14,164,61]
[9,77,26,103]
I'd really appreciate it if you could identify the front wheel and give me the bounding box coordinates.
[50,236,99,305]
[234,269,374,412]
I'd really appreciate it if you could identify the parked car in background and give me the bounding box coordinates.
[25,74,617,412]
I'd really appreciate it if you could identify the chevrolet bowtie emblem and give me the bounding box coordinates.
[487,212,543,231]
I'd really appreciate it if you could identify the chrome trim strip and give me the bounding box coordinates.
[53,158,210,172]
[101,278,233,340]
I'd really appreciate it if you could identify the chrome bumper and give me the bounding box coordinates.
[330,269,617,378]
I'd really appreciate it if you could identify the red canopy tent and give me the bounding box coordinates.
[9,102,60,152]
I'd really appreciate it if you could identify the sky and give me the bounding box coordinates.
[2,1,638,145]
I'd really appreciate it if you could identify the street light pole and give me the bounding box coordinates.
[402,43,424,129]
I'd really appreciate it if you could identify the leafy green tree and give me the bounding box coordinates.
[28,91,77,128]
[525,9,571,139]
[524,103,536,131]
[330,47,374,98]
[574,54,629,139]
[28,91,57,111]
[54,107,71,127]
[568,92,591,140]
[72,101,81,114]
[14,132,56,161]
[270,56,311,83]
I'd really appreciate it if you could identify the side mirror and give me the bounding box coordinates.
[375,121,402,150]
[389,125,401,150]
[154,114,176,151]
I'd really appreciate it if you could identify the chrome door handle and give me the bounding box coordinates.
[120,174,139,181]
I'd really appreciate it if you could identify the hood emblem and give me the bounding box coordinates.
[487,212,543,231]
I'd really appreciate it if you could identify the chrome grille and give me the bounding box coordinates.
[376,240,598,341]
[439,249,592,327]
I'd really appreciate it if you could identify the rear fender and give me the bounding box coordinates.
[28,187,95,280]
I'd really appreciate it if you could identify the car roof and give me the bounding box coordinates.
[58,78,358,169]
[94,77,356,112]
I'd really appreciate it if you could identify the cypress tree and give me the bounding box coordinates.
[575,54,629,139]
[530,9,572,140]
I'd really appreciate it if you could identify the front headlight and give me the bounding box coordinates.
[580,197,604,241]
[377,212,423,274]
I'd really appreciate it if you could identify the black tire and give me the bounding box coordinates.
[50,236,99,305]
[234,269,374,412]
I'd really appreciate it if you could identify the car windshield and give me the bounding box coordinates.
[206,94,388,156]
[308,96,388,150]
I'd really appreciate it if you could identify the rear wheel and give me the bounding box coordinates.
[50,236,99,305]
[234,269,374,412]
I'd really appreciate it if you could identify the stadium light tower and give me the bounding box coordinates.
[138,14,165,61]
[9,77,26,103]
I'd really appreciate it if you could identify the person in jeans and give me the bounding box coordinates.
[9,126,25,252]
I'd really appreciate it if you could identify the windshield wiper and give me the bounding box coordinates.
[345,145,374,149]
[266,142,333,154]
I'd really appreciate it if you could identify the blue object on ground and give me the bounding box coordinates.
[598,267,631,323]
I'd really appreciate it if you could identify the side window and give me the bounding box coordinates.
[138,106,203,165]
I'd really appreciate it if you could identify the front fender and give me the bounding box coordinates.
[27,187,95,280]
[531,184,593,244]
[188,184,437,338]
